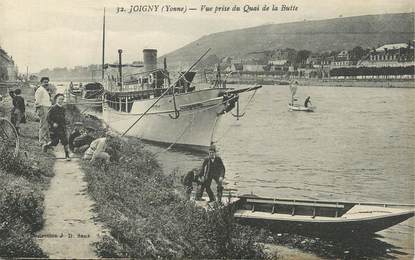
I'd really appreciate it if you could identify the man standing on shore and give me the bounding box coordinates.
[196,145,226,203]
[35,77,52,146]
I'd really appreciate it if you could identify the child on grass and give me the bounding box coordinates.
[43,93,71,161]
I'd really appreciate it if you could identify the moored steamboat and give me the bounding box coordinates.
[102,49,260,153]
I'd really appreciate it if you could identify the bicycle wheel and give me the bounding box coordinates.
[0,118,19,157]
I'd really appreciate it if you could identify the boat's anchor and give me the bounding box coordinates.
[169,86,180,119]
[231,99,245,120]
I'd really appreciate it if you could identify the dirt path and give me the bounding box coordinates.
[36,147,107,259]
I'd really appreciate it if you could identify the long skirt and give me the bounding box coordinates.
[10,108,23,128]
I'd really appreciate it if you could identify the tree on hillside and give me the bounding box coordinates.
[350,46,365,60]
[329,51,339,57]
[295,50,311,67]
[279,48,297,65]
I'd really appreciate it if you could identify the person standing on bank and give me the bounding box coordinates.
[43,94,71,161]
[196,145,225,203]
[35,77,52,146]
[9,89,26,135]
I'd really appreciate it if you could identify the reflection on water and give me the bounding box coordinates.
[146,85,414,259]
[301,233,410,259]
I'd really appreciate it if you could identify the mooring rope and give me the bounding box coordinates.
[213,88,258,143]
[150,87,258,153]
[153,112,196,155]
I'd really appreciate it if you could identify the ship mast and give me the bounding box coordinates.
[101,8,106,81]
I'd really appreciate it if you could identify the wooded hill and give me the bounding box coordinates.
[161,12,414,68]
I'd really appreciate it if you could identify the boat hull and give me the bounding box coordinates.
[234,196,415,235]
[235,209,414,235]
[103,88,228,153]
[288,105,315,112]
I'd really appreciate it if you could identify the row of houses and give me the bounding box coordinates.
[223,42,414,78]
[0,47,18,81]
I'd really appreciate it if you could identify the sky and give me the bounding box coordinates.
[0,0,413,73]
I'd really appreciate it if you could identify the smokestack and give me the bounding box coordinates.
[143,49,157,72]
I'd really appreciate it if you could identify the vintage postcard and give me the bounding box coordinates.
[0,0,414,259]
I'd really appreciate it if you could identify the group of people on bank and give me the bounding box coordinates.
[8,76,116,162]
[182,144,226,203]
[9,77,227,201]
[32,76,75,160]
[36,77,118,162]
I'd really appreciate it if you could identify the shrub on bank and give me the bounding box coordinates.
[82,137,266,259]
[0,172,46,257]
[0,175,44,229]
[0,137,52,257]
[0,146,46,181]
[0,217,46,257]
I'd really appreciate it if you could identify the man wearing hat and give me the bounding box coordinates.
[196,144,226,203]
[68,121,83,152]
[35,77,52,146]
[68,122,96,154]
[73,126,96,153]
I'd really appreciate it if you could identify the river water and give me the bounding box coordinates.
[145,85,414,259]
[56,82,414,258]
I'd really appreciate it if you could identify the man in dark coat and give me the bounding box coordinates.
[182,168,201,200]
[72,126,95,154]
[196,145,226,202]
[304,96,312,108]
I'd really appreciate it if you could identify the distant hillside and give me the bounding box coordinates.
[161,12,414,67]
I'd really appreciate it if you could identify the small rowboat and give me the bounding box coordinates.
[288,104,315,112]
[233,195,414,235]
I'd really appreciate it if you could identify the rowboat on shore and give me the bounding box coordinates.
[233,195,415,235]
[82,82,104,100]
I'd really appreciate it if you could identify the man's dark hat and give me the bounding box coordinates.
[209,145,216,152]
[40,77,50,83]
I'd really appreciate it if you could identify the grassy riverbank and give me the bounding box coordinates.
[80,137,266,258]
[69,104,347,259]
[81,135,367,259]
[0,94,54,257]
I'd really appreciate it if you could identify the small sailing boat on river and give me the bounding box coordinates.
[288,82,315,112]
